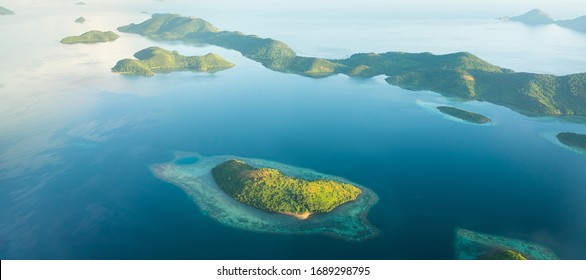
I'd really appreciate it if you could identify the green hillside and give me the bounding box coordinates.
[112,46,234,76]
[60,30,119,44]
[211,160,361,215]
[117,14,586,118]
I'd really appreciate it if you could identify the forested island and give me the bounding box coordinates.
[437,106,491,124]
[118,14,586,118]
[557,132,586,153]
[212,160,361,219]
[74,17,86,24]
[112,46,234,76]
[151,153,379,241]
[60,30,119,44]
[0,6,14,15]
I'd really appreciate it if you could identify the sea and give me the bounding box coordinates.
[1,0,585,259]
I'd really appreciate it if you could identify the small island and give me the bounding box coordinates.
[0,6,15,15]
[212,160,361,219]
[112,46,234,76]
[437,106,491,124]
[557,132,586,153]
[60,30,119,44]
[151,153,379,241]
[74,17,86,24]
[504,9,554,25]
[455,228,559,260]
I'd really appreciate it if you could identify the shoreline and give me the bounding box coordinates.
[280,211,313,220]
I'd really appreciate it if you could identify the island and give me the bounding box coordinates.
[60,30,119,44]
[557,132,586,153]
[118,14,586,119]
[504,9,554,25]
[74,17,86,24]
[150,153,379,241]
[74,2,86,5]
[503,9,586,33]
[455,228,559,260]
[0,6,14,15]
[112,46,234,76]
[212,160,361,219]
[556,16,586,33]
[436,106,491,124]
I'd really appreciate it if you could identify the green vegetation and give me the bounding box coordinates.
[74,17,86,24]
[112,46,234,76]
[437,106,491,124]
[211,160,361,215]
[557,132,586,153]
[60,30,119,44]
[117,14,586,118]
[481,249,528,260]
[0,6,15,15]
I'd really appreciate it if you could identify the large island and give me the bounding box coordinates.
[117,14,586,118]
[212,160,361,219]
[112,46,234,76]
[60,30,119,44]
[151,153,379,241]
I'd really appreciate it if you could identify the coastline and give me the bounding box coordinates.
[280,211,313,220]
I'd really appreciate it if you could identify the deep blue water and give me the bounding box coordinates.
[1,1,586,259]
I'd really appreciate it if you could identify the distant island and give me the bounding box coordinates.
[151,153,379,241]
[74,17,86,24]
[503,9,586,33]
[74,1,86,5]
[502,9,554,25]
[557,132,586,153]
[60,30,119,44]
[112,46,234,76]
[437,106,491,124]
[0,6,14,15]
[118,14,586,119]
[212,160,361,219]
[557,16,586,33]
[455,228,559,260]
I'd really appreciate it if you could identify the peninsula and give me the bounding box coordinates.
[211,160,361,219]
[118,14,586,118]
[60,30,119,44]
[112,46,234,76]
[437,106,491,124]
[557,132,586,153]
[0,6,14,15]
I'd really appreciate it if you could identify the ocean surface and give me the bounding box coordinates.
[1,0,586,259]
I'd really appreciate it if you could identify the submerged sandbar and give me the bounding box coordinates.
[151,153,379,241]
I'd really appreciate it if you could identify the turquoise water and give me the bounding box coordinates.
[1,1,586,259]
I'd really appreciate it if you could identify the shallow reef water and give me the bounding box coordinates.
[151,152,380,241]
[455,228,559,260]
